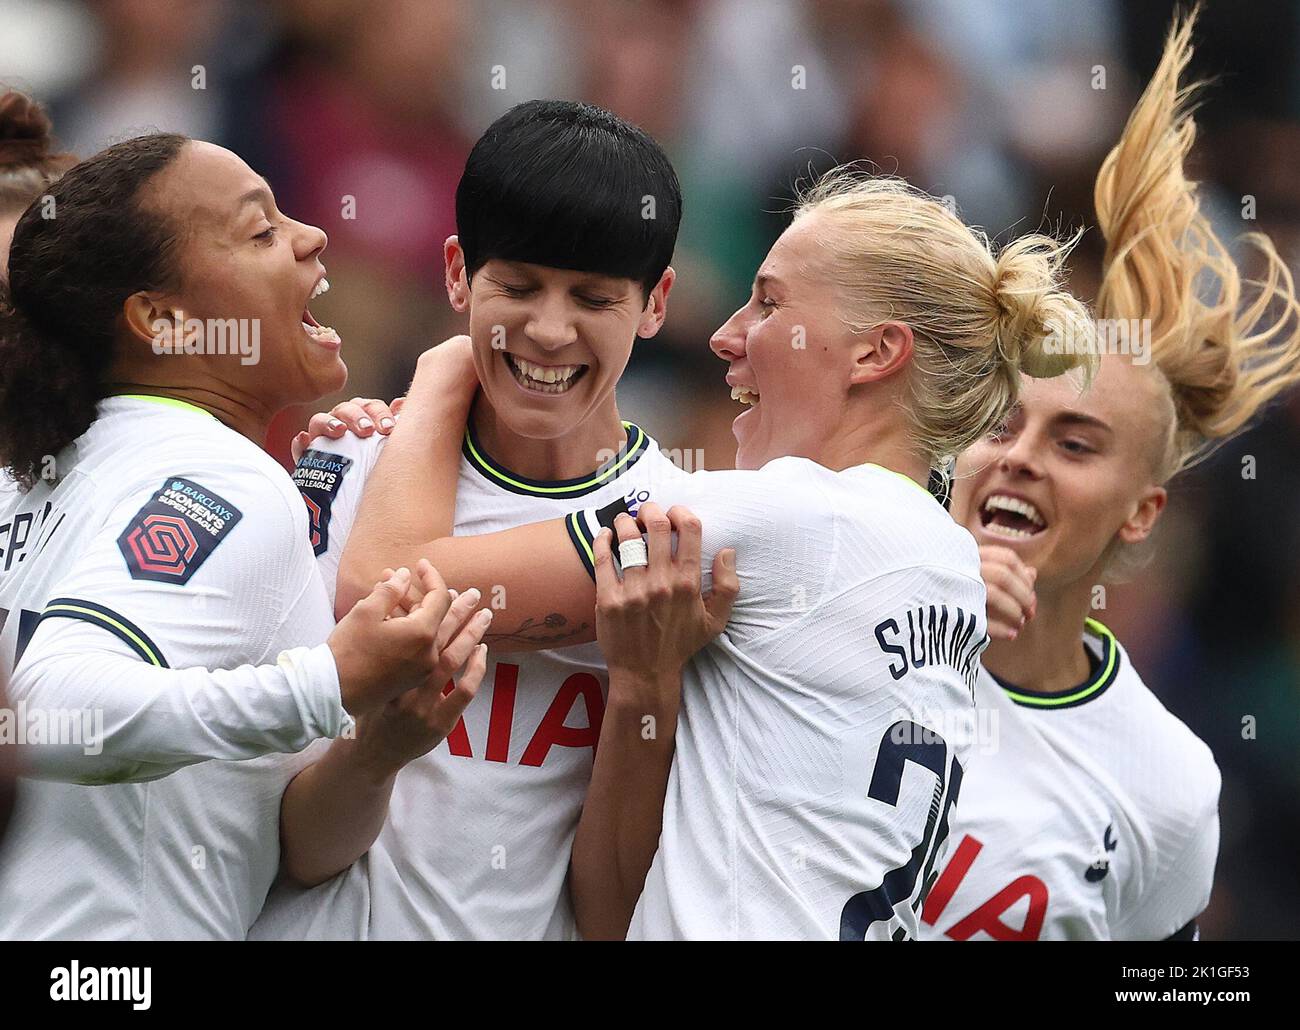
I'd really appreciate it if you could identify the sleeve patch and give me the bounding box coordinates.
[292,449,354,557]
[116,477,243,584]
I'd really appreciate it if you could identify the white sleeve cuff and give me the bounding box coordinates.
[278,643,353,741]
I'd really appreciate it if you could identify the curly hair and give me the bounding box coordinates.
[0,88,77,219]
[0,132,188,489]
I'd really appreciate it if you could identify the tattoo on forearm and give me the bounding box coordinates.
[485,612,590,647]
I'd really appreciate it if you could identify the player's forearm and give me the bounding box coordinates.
[338,353,473,615]
[278,736,399,887]
[10,641,347,783]
[337,352,600,652]
[345,513,599,654]
[571,681,680,940]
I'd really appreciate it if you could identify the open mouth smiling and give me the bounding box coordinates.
[302,275,340,345]
[979,493,1048,540]
[502,351,589,394]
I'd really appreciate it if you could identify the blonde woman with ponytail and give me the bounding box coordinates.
[292,112,1095,937]
[921,9,1300,941]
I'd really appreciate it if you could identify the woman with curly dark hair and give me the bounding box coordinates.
[0,134,488,939]
[0,88,75,847]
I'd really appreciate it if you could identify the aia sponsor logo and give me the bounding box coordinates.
[921,833,1049,940]
[441,662,604,766]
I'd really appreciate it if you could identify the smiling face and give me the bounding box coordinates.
[445,237,671,441]
[709,213,869,470]
[952,354,1170,588]
[134,141,346,407]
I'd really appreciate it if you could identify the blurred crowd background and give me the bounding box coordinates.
[2,0,1297,939]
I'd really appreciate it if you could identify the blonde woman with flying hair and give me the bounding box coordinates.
[919,9,1300,941]
[299,141,1097,939]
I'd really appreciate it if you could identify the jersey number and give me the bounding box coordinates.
[839,720,963,941]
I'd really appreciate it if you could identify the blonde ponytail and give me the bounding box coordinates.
[1095,6,1300,479]
[795,170,1096,466]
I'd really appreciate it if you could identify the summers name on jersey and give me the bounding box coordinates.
[568,457,988,940]
[918,621,1222,941]
[264,420,687,940]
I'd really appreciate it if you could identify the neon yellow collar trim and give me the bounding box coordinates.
[997,619,1121,709]
[463,421,650,498]
[117,394,216,419]
[863,463,931,496]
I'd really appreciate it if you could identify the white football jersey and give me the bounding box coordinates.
[251,420,687,940]
[567,457,987,940]
[0,396,343,940]
[917,620,1221,941]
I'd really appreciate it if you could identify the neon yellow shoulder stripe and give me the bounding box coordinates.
[40,600,168,667]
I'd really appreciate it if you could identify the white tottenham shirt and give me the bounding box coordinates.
[566,457,988,940]
[0,396,347,940]
[916,619,1221,941]
[250,420,686,940]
